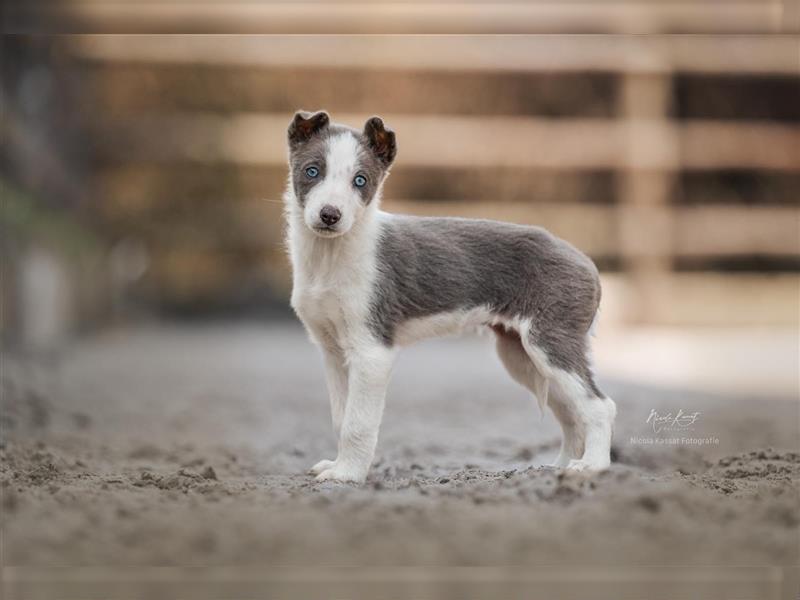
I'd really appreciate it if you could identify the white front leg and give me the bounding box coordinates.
[308,344,349,475]
[315,343,396,483]
[323,345,349,436]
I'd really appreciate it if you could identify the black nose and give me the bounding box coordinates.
[319,205,341,226]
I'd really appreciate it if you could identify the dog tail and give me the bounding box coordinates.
[518,328,554,419]
[529,356,551,419]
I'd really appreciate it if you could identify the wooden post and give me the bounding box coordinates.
[618,66,677,324]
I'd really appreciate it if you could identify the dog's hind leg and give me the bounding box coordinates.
[493,323,615,471]
[524,324,616,471]
[494,325,578,467]
[547,371,615,471]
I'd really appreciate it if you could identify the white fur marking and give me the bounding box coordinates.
[301,132,365,238]
[393,306,496,347]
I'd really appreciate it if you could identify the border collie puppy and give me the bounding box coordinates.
[285,110,616,483]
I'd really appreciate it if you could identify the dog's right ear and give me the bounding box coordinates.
[288,110,330,148]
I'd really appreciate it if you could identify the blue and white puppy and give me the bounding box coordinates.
[285,110,616,483]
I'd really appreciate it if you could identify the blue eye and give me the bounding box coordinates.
[305,166,319,178]
[353,175,367,188]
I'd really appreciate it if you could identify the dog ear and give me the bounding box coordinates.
[288,110,330,147]
[363,116,397,167]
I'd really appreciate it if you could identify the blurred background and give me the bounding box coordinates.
[2,10,799,396]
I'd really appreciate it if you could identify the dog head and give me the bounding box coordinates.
[287,111,396,238]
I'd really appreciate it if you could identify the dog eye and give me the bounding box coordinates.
[353,175,367,188]
[305,166,319,178]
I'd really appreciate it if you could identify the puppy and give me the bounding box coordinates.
[285,110,616,483]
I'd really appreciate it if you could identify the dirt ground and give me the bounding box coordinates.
[2,322,798,598]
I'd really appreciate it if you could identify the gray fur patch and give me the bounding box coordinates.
[370,216,605,397]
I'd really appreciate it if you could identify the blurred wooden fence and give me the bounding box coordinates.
[56,31,799,325]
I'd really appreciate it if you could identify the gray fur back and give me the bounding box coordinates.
[370,215,604,397]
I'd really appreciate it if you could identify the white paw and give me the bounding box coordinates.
[308,459,336,476]
[566,458,609,472]
[314,462,367,484]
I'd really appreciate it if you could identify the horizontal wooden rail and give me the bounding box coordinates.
[92,113,800,170]
[599,273,800,327]
[383,200,800,258]
[91,192,799,259]
[673,205,800,257]
[384,200,618,256]
[66,35,800,74]
[10,2,793,34]
[80,65,620,119]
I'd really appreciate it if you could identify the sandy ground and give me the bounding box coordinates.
[2,323,799,598]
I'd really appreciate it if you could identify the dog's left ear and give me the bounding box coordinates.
[363,117,397,167]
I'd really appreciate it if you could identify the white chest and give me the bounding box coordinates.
[289,241,377,348]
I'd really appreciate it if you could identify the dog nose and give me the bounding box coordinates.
[319,205,341,226]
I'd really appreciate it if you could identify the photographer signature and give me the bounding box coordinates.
[646,408,701,434]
